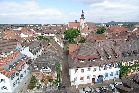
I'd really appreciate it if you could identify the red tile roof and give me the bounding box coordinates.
[0,51,19,66]
[77,55,99,60]
[2,29,18,40]
[108,26,128,33]
[21,28,34,35]
[87,34,107,42]
[69,44,79,54]
[68,22,80,29]
[0,59,26,77]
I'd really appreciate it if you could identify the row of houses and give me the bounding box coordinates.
[68,37,139,87]
[0,50,30,93]
[0,28,64,92]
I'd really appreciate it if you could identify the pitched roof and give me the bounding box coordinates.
[68,22,80,29]
[87,34,107,42]
[108,26,128,33]
[68,44,79,54]
[20,27,35,35]
[2,29,18,40]
[0,39,18,53]
[77,55,99,60]
[68,39,139,68]
[0,51,26,77]
[42,24,68,34]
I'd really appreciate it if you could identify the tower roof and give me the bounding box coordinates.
[80,10,85,19]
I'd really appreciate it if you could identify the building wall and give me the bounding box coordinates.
[10,64,29,92]
[0,74,12,92]
[0,63,30,93]
[69,63,120,86]
[80,19,85,30]
[22,46,44,59]
[34,47,44,58]
[44,33,55,36]
[81,32,89,37]
[54,36,64,48]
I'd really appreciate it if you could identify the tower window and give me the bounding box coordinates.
[81,69,84,73]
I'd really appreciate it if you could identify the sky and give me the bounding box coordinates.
[0,0,139,24]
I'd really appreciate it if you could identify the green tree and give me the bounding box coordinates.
[52,64,61,90]
[28,76,38,90]
[119,65,129,78]
[64,29,80,43]
[96,27,107,34]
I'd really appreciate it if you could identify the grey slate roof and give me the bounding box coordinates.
[68,39,139,68]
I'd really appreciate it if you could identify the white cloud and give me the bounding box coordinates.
[78,0,139,22]
[0,0,65,23]
[0,0,139,23]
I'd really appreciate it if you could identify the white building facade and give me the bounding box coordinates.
[69,63,120,86]
[0,52,30,93]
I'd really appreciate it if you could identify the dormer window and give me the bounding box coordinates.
[88,59,91,62]
[93,59,96,62]
[80,59,84,63]
[108,56,111,59]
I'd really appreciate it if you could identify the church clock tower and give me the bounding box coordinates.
[80,10,85,30]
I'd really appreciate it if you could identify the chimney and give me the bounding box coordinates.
[75,20,77,23]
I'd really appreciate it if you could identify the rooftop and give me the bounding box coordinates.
[68,38,139,68]
[0,51,26,77]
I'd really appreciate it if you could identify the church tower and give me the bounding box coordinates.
[80,10,85,30]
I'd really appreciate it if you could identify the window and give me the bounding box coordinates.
[105,73,108,77]
[1,86,8,90]
[115,63,119,68]
[93,68,96,72]
[116,71,119,75]
[104,65,107,70]
[11,73,15,80]
[74,77,77,81]
[109,64,112,69]
[87,76,90,79]
[81,69,84,73]
[83,88,85,91]
[13,82,16,87]
[20,74,23,79]
[16,73,19,76]
[88,68,91,71]
[93,75,96,78]
[0,79,5,83]
[110,72,113,76]
[80,77,84,81]
[24,70,26,73]
[75,69,78,73]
